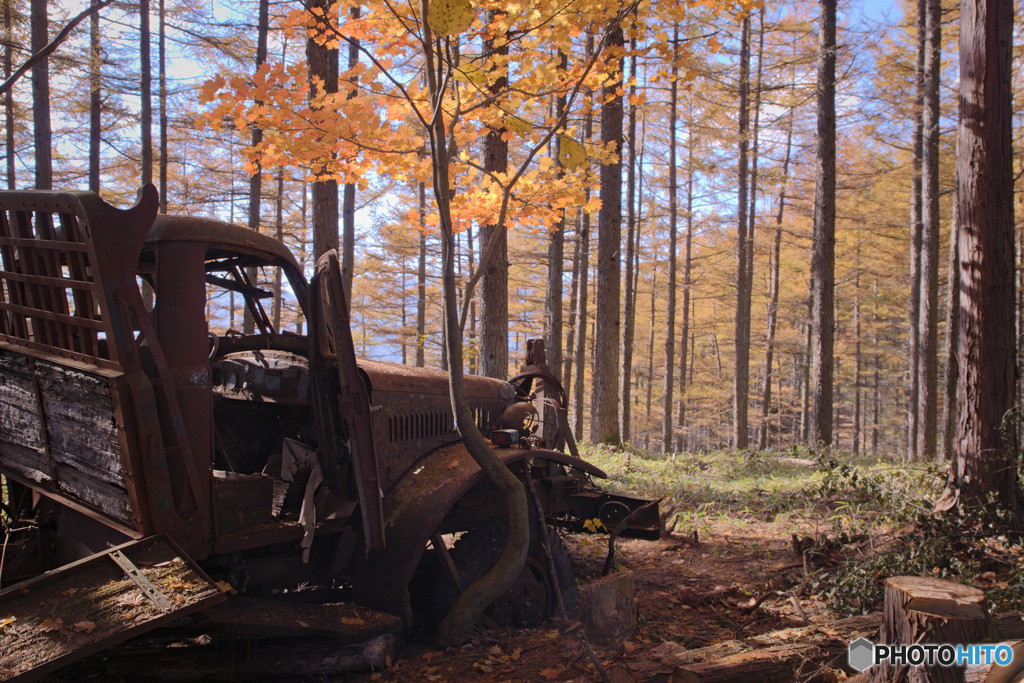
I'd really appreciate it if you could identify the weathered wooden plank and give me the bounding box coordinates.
[54,464,134,525]
[0,441,51,484]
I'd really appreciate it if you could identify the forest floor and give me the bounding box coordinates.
[352,445,1024,683]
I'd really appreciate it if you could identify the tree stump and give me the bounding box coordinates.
[581,569,635,644]
[867,576,988,683]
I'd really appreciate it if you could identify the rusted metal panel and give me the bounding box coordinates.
[314,251,385,552]
[0,535,223,681]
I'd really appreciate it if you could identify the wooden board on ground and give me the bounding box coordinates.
[0,535,223,681]
[199,596,402,643]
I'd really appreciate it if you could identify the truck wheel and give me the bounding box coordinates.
[431,516,577,629]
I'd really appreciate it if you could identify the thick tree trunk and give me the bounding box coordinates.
[3,0,13,189]
[590,20,624,445]
[477,10,509,380]
[158,0,167,210]
[950,0,1018,510]
[662,28,679,454]
[140,0,152,186]
[88,0,100,192]
[908,0,926,460]
[809,0,837,447]
[733,15,751,450]
[917,0,942,461]
[620,40,637,445]
[30,0,49,189]
[800,274,814,445]
[307,0,338,260]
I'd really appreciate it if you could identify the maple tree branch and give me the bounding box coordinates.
[457,5,635,330]
[0,0,115,98]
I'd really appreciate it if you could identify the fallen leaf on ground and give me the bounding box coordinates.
[38,617,63,633]
[0,616,15,629]
[540,667,566,679]
[73,621,96,633]
[215,581,235,594]
[341,617,365,626]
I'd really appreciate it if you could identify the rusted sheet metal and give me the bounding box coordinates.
[351,441,600,623]
[0,535,223,681]
[314,251,385,552]
[145,214,308,311]
[358,358,515,399]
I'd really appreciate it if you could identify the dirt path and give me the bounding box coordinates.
[356,520,827,682]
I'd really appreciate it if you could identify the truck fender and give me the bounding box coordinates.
[350,441,604,624]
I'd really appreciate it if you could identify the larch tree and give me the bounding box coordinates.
[662,26,678,454]
[30,0,49,189]
[916,0,941,460]
[809,0,836,447]
[590,14,624,446]
[733,13,751,449]
[947,0,1019,510]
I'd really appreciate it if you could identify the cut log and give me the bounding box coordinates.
[581,569,635,644]
[868,576,988,683]
[963,641,1024,683]
[669,642,832,682]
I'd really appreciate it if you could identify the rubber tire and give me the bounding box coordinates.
[431,516,577,629]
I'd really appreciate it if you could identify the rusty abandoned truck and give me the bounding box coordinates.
[0,185,658,678]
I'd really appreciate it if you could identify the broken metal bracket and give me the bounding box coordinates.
[107,548,172,613]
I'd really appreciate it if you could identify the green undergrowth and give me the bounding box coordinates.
[576,442,1024,617]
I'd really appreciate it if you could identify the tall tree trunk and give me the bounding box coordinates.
[853,245,862,456]
[676,103,693,453]
[88,0,100,192]
[307,0,339,259]
[908,0,926,460]
[949,0,1018,510]
[416,181,427,367]
[758,112,794,451]
[873,278,880,457]
[478,10,509,380]
[745,9,764,448]
[733,15,751,449]
[662,27,679,454]
[620,39,637,445]
[158,0,167,210]
[564,218,579,393]
[590,19,624,446]
[243,0,270,333]
[572,207,590,437]
[272,167,284,329]
[3,0,13,189]
[571,34,595,438]
[941,198,959,460]
[140,0,152,185]
[30,0,50,189]
[801,274,814,444]
[341,4,359,305]
[917,0,941,460]
[810,0,837,447]
[466,223,477,374]
[546,50,568,387]
[645,268,657,451]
